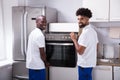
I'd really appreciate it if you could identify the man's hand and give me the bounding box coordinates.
[45,62,50,67]
[70,32,77,42]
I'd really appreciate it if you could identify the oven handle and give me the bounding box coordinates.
[46,43,74,46]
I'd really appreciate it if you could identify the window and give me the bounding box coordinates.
[0,0,6,60]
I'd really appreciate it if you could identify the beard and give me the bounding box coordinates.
[40,26,46,30]
[79,23,86,28]
[37,24,46,30]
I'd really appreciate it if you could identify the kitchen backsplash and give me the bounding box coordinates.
[92,23,120,59]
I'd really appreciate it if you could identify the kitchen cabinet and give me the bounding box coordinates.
[82,0,109,22]
[110,0,120,21]
[92,65,112,80]
[82,0,120,22]
[114,66,120,80]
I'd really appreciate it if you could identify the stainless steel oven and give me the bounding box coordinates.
[45,33,76,67]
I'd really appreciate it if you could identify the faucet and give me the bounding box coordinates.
[119,43,120,59]
[102,44,105,59]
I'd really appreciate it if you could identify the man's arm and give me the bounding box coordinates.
[70,32,86,55]
[39,48,50,67]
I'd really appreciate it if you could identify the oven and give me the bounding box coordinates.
[45,33,77,67]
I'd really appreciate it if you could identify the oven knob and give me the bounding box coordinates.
[64,36,67,39]
[67,36,69,39]
[68,36,71,39]
[62,36,65,39]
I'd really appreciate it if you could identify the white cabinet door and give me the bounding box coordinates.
[92,65,112,80]
[82,0,109,22]
[114,66,120,80]
[110,0,120,21]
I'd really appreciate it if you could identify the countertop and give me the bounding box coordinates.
[97,58,120,66]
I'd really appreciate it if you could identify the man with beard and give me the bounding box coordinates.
[70,8,98,80]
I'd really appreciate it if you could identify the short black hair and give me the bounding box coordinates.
[76,8,92,18]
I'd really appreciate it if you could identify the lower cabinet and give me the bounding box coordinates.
[113,66,120,80]
[92,65,112,80]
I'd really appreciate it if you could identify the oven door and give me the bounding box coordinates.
[46,42,76,67]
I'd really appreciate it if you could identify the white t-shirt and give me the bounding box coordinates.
[26,28,45,69]
[77,24,98,67]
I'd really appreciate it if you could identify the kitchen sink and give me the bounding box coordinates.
[98,58,120,64]
[98,59,113,63]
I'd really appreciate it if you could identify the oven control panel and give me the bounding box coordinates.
[45,33,77,41]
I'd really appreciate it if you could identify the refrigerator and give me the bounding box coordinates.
[12,6,57,80]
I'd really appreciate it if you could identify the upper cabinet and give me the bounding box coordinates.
[82,0,120,22]
[110,0,120,21]
[82,0,109,22]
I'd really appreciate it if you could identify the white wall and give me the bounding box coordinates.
[2,0,18,61]
[46,0,82,22]
[26,0,83,22]
[0,0,6,60]
[26,0,47,6]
